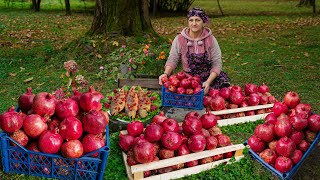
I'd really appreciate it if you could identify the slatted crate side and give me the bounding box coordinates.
[122,142,245,180]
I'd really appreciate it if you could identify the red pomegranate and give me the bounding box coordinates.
[0,106,23,133]
[161,131,182,150]
[82,134,105,157]
[38,129,63,154]
[55,98,79,119]
[188,134,206,153]
[18,87,35,113]
[32,92,57,117]
[61,140,84,158]
[259,149,277,165]
[79,86,104,112]
[23,114,48,139]
[82,110,107,135]
[59,116,83,140]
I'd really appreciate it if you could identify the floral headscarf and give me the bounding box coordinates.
[187,7,210,23]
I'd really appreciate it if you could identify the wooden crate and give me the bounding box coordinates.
[164,104,274,125]
[120,130,245,180]
[117,78,161,90]
[213,104,274,126]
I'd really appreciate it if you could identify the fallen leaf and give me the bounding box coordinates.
[303,52,309,57]
[9,73,16,76]
[241,62,248,65]
[24,77,33,82]
[236,53,240,56]
[20,67,25,72]
[37,82,45,86]
[112,41,119,46]
[96,54,102,59]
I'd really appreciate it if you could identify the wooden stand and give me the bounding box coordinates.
[120,130,245,180]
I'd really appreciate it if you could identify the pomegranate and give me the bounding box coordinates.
[61,140,84,158]
[258,83,269,93]
[32,92,56,117]
[23,114,48,139]
[55,98,79,119]
[188,134,206,152]
[283,91,300,109]
[161,131,182,150]
[82,110,107,134]
[230,85,242,93]
[208,88,220,97]
[82,134,105,156]
[126,120,144,137]
[219,87,231,100]
[290,114,308,131]
[79,86,104,112]
[209,95,226,111]
[268,95,277,104]
[295,104,311,119]
[159,148,175,159]
[203,96,212,108]
[248,135,266,153]
[0,106,23,133]
[212,154,224,161]
[275,137,296,157]
[201,128,210,137]
[151,111,167,125]
[48,118,60,130]
[10,129,29,147]
[230,91,245,105]
[59,116,83,140]
[297,140,310,152]
[177,144,190,156]
[18,87,35,113]
[260,94,269,105]
[118,133,135,152]
[259,149,277,165]
[206,136,218,150]
[182,117,202,136]
[133,134,147,145]
[199,157,214,164]
[185,160,198,167]
[208,126,222,136]
[254,123,274,142]
[133,141,156,163]
[272,102,288,116]
[176,87,186,94]
[28,142,40,152]
[275,156,293,173]
[200,110,218,129]
[247,93,260,106]
[290,149,303,165]
[224,151,234,158]
[144,123,164,142]
[307,114,320,132]
[290,130,304,145]
[176,71,186,80]
[305,130,316,143]
[244,83,258,96]
[70,89,82,103]
[268,140,277,151]
[180,79,191,88]
[264,113,277,124]
[216,134,231,147]
[38,129,63,154]
[184,111,200,120]
[162,118,179,132]
[274,118,292,137]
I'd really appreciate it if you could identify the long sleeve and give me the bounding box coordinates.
[165,36,181,70]
[209,36,222,75]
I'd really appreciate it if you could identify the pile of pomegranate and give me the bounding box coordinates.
[203,83,277,119]
[118,110,234,177]
[248,91,320,173]
[0,86,109,159]
[161,71,203,95]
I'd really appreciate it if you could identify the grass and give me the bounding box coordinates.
[0,0,320,179]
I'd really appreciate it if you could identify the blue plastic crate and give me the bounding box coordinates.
[245,131,320,180]
[161,85,204,110]
[0,126,110,180]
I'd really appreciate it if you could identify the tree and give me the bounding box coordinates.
[297,0,316,14]
[89,0,156,36]
[31,0,41,12]
[65,0,71,15]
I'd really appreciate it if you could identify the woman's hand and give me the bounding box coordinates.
[202,81,211,95]
[159,74,168,85]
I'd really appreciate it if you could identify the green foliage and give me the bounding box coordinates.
[158,0,195,12]
[96,37,170,84]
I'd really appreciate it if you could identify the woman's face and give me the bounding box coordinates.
[188,16,204,34]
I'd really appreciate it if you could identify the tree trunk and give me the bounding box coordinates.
[35,0,41,12]
[31,0,36,10]
[65,0,71,15]
[217,0,224,16]
[89,0,156,36]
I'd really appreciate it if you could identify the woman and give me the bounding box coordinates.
[158,7,230,95]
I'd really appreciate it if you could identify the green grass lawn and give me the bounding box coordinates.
[0,0,319,179]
